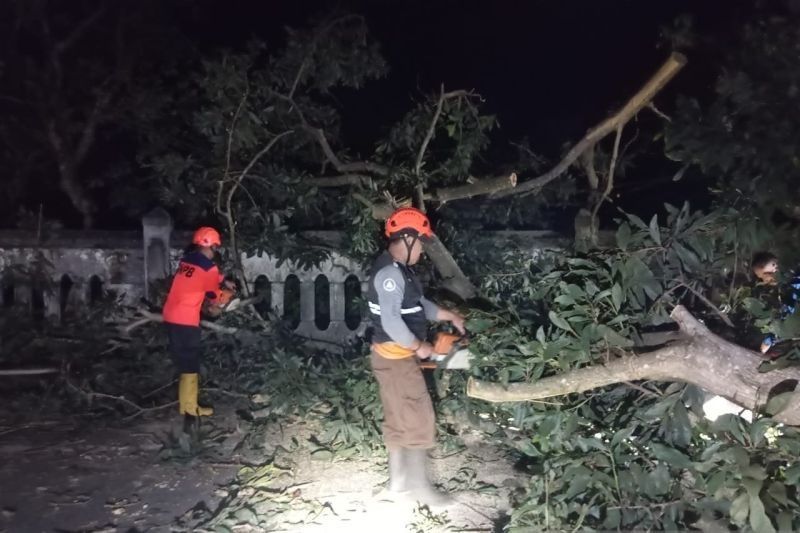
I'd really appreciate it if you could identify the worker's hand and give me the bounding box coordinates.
[204,303,223,317]
[760,341,771,354]
[415,341,434,360]
[438,309,466,335]
[223,279,237,291]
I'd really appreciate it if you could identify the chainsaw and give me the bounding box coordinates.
[418,332,473,370]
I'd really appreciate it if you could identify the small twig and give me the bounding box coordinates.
[591,125,623,222]
[677,282,735,328]
[205,387,250,399]
[623,381,662,398]
[0,368,59,376]
[122,308,239,335]
[142,380,176,399]
[646,102,672,122]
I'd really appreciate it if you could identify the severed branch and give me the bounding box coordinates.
[122,308,239,335]
[425,173,517,203]
[493,52,687,199]
[303,125,390,176]
[217,129,293,297]
[355,173,518,218]
[424,235,478,300]
[467,305,800,426]
[414,86,472,212]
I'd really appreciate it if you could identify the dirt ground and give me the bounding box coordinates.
[0,399,519,533]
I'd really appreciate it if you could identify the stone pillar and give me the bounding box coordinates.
[300,281,316,324]
[142,207,173,300]
[330,282,345,322]
[15,284,30,309]
[44,289,60,322]
[271,282,284,317]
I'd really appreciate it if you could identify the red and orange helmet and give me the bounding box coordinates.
[193,226,222,247]
[385,207,433,240]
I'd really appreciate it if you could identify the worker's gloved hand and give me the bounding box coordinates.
[760,334,776,354]
[415,341,434,360]
[437,309,466,335]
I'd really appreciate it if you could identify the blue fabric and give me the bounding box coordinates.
[762,271,800,348]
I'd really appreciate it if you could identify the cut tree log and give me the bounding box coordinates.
[493,52,687,199]
[466,305,800,426]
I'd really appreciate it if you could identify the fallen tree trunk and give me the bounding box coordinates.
[467,305,800,426]
[354,194,480,300]
[424,235,478,300]
[493,52,687,199]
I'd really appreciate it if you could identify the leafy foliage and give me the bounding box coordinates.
[666,15,800,254]
[440,203,800,531]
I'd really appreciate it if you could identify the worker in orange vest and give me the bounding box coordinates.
[163,227,235,417]
[367,207,465,507]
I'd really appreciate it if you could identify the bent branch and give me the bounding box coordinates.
[493,52,687,198]
[467,305,800,425]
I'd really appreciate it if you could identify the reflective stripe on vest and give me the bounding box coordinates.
[368,302,423,315]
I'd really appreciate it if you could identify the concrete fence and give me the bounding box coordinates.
[0,209,571,346]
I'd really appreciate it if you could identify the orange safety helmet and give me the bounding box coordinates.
[193,226,222,247]
[385,207,433,240]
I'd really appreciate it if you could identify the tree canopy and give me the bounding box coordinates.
[1,2,800,531]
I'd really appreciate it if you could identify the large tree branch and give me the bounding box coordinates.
[303,125,390,177]
[467,305,800,426]
[74,88,112,165]
[54,6,107,56]
[493,52,687,199]
[425,173,517,203]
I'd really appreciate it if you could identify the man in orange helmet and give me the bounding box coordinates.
[163,226,236,417]
[367,207,466,507]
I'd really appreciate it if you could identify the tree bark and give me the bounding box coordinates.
[424,234,478,300]
[467,305,800,426]
[425,173,517,203]
[354,194,480,300]
[493,52,687,199]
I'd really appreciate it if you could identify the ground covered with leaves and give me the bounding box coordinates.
[0,306,521,533]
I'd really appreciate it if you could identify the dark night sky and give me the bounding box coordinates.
[166,0,759,220]
[8,0,770,228]
[179,0,755,151]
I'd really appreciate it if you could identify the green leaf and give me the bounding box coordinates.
[611,283,623,311]
[765,392,793,416]
[648,214,661,245]
[616,223,632,250]
[466,317,494,333]
[777,511,793,533]
[535,326,546,344]
[748,492,776,533]
[784,464,800,484]
[611,424,637,448]
[548,310,576,335]
[564,466,593,499]
[730,492,749,524]
[767,481,789,506]
[650,442,693,469]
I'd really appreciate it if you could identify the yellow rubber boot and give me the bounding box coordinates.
[178,373,214,416]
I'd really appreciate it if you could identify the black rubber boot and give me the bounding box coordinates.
[387,447,408,492]
[404,448,453,508]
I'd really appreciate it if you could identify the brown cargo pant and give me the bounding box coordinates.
[370,350,436,449]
